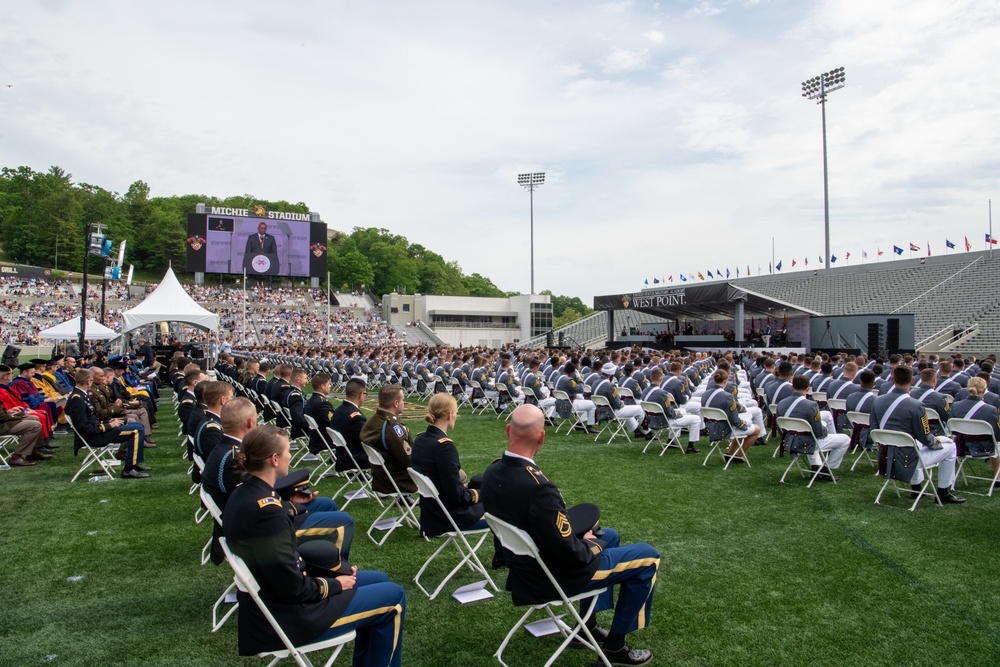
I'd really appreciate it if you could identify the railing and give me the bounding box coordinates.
[416,320,447,346]
[940,323,979,351]
[916,323,956,350]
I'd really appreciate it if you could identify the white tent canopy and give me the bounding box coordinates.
[38,316,118,341]
[121,266,220,333]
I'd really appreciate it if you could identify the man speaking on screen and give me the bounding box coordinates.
[243,221,279,275]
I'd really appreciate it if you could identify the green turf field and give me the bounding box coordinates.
[1,389,998,667]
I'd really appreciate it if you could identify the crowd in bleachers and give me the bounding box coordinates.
[0,276,76,299]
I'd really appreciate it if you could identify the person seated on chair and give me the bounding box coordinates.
[283,368,310,441]
[910,368,952,436]
[482,404,659,666]
[871,365,965,504]
[191,381,232,482]
[555,362,597,433]
[643,367,702,453]
[0,401,47,467]
[360,384,417,494]
[89,367,156,448]
[305,373,336,455]
[593,363,651,440]
[776,375,850,480]
[64,368,149,479]
[223,424,404,665]
[328,378,371,470]
[949,376,1000,485]
[703,368,761,463]
[410,394,485,537]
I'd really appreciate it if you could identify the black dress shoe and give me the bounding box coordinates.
[27,452,53,461]
[937,489,966,504]
[135,464,153,472]
[686,444,701,454]
[601,643,653,666]
[121,468,151,479]
[723,455,746,464]
[491,554,507,570]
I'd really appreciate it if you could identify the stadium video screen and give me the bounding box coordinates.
[186,211,328,279]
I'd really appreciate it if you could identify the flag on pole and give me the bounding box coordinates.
[945,239,956,249]
[716,268,723,276]
[987,234,998,245]
[668,275,673,283]
[804,257,809,266]
[644,279,648,285]
[965,236,971,251]
[893,246,904,255]
[862,250,868,259]
[818,255,823,263]
[909,242,920,251]
[653,278,660,284]
[831,255,837,263]
[792,259,797,267]
[707,270,714,278]
[737,267,740,277]
[726,268,730,278]
[878,248,884,256]
[927,243,931,257]
[680,274,687,282]
[747,265,751,276]
[845,251,851,260]
[697,272,705,280]
[776,260,783,271]
[768,262,772,274]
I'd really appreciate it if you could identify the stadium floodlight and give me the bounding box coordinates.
[801,66,846,271]
[518,172,545,294]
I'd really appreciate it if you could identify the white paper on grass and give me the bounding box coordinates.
[343,489,369,500]
[301,454,320,462]
[372,517,403,531]
[224,591,237,604]
[524,615,570,637]
[451,581,494,604]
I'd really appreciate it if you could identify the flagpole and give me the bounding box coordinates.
[326,270,331,346]
[990,199,993,260]
[242,268,247,346]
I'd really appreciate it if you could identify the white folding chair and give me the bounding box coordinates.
[218,537,356,667]
[406,468,497,600]
[769,404,783,457]
[590,395,631,444]
[826,398,848,433]
[616,386,636,406]
[199,487,239,631]
[495,385,519,420]
[925,407,949,437]
[846,411,876,471]
[551,390,587,435]
[325,428,380,510]
[65,413,120,482]
[303,414,337,479]
[361,444,418,546]
[468,380,491,416]
[870,429,943,511]
[447,377,473,410]
[700,406,750,470]
[193,452,210,524]
[640,401,683,455]
[483,513,612,667]
[775,416,836,487]
[0,434,17,470]
[947,417,999,497]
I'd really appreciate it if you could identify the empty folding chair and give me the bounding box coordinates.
[361,444,419,546]
[218,537,356,667]
[0,434,16,470]
[407,468,497,600]
[483,513,612,667]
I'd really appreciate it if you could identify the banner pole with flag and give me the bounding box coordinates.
[991,199,994,261]
[242,268,247,345]
[327,270,332,345]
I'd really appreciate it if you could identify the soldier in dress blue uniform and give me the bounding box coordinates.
[222,425,404,665]
[776,375,850,478]
[283,368,310,441]
[64,368,148,478]
[328,378,371,471]
[482,404,658,666]
[871,366,965,504]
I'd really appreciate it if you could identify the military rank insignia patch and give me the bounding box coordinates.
[258,497,281,509]
[920,413,930,434]
[555,511,572,538]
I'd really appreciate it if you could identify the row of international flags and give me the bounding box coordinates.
[643,235,997,286]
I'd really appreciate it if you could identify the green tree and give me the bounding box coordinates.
[464,272,506,297]
[329,249,374,291]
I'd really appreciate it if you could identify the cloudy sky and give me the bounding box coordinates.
[3,0,999,302]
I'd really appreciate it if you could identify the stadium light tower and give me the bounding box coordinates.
[518,172,545,294]
[801,66,846,271]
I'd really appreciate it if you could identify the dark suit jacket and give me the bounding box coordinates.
[329,400,370,470]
